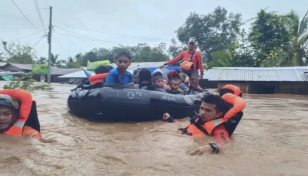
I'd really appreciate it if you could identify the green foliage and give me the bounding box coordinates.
[75,43,169,67]
[248,10,291,66]
[168,38,187,58]
[284,10,308,66]
[66,56,80,68]
[51,53,66,68]
[37,57,47,64]
[2,42,37,64]
[173,6,243,63]
[3,73,53,91]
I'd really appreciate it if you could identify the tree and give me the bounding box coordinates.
[206,29,255,68]
[168,38,187,58]
[174,6,243,64]
[51,53,66,68]
[2,41,36,64]
[284,10,308,66]
[66,56,80,68]
[0,52,4,62]
[248,10,291,66]
[37,57,47,64]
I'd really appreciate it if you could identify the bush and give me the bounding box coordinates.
[3,73,53,91]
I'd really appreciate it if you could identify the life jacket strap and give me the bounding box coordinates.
[178,128,192,136]
[190,118,210,136]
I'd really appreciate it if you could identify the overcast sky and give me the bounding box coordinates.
[0,0,307,61]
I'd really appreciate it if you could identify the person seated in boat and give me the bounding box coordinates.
[0,89,42,141]
[105,51,134,85]
[179,72,190,93]
[138,68,152,88]
[89,66,110,85]
[162,92,246,155]
[152,75,164,90]
[152,71,168,89]
[133,70,139,84]
[167,78,183,94]
[166,70,189,93]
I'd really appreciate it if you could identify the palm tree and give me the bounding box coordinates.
[51,53,66,68]
[285,11,308,66]
[37,57,47,64]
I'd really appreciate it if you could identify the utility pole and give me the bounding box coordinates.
[47,6,52,84]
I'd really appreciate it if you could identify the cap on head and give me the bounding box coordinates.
[188,39,196,45]
[0,94,19,110]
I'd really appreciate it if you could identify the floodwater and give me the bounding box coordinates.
[1,82,308,176]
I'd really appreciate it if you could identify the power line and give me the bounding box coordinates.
[11,0,40,30]
[0,27,42,29]
[37,41,47,57]
[33,0,47,34]
[32,36,45,48]
[55,27,162,46]
[53,25,170,41]
[24,35,44,45]
[45,0,49,7]
[7,30,44,42]
[53,35,72,57]
[54,30,85,52]
[55,29,116,47]
[56,31,105,48]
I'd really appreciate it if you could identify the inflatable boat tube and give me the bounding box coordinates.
[67,83,202,121]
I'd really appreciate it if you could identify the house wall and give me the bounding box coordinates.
[276,82,308,95]
[199,79,218,88]
[217,81,308,95]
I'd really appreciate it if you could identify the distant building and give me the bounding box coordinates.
[1,63,82,82]
[206,67,308,95]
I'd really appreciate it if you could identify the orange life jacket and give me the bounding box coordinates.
[221,93,246,121]
[179,94,246,137]
[223,84,242,97]
[179,118,226,137]
[89,73,108,85]
[0,89,33,136]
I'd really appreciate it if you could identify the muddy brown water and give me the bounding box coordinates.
[1,83,308,176]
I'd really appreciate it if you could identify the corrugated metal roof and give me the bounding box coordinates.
[127,62,166,72]
[58,70,95,78]
[51,68,82,75]
[0,62,7,67]
[0,71,26,76]
[208,67,308,82]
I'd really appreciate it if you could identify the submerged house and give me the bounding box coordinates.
[207,67,308,95]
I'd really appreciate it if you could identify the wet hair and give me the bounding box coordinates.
[169,78,180,85]
[138,68,152,85]
[115,50,132,61]
[107,65,114,71]
[219,88,235,96]
[152,76,163,83]
[202,93,228,113]
[94,66,110,74]
[133,70,138,75]
[152,71,163,77]
[219,88,242,97]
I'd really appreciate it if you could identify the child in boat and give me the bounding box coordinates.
[152,75,164,89]
[89,66,110,85]
[168,78,183,94]
[105,51,134,85]
[138,68,152,88]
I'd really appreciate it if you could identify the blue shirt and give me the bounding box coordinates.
[105,68,134,84]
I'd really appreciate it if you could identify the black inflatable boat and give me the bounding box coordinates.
[67,84,203,121]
